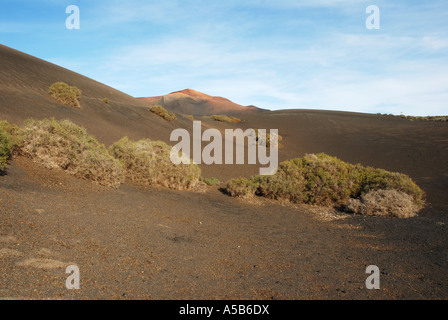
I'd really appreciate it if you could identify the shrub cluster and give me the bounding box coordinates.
[109,137,203,190]
[201,177,221,186]
[1,118,210,192]
[48,82,82,108]
[225,177,259,198]
[19,118,124,187]
[209,115,242,123]
[346,189,419,218]
[150,105,177,121]
[1,116,427,217]
[226,153,424,217]
[0,120,19,171]
[378,113,448,122]
[401,115,448,122]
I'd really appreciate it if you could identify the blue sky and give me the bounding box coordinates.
[1,0,447,115]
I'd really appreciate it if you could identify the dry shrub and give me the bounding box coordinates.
[227,153,359,205]
[346,189,420,218]
[0,120,19,171]
[353,166,424,207]
[150,105,176,121]
[49,82,82,108]
[255,153,359,205]
[0,132,10,170]
[18,118,124,187]
[109,137,203,190]
[380,113,448,122]
[210,115,242,123]
[225,153,424,216]
[225,178,258,198]
[201,176,220,186]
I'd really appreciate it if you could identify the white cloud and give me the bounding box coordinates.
[422,36,448,50]
[74,32,446,116]
[42,0,448,116]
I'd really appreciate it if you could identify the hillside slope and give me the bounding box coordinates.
[1,43,447,211]
[0,44,185,145]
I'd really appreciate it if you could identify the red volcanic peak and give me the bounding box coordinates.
[170,89,211,98]
[138,89,260,116]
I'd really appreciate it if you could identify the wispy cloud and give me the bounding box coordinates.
[76,28,448,115]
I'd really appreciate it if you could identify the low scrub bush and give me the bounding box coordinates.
[150,105,176,121]
[109,137,203,190]
[378,114,448,122]
[225,153,424,217]
[351,166,424,207]
[0,120,19,171]
[49,82,82,108]
[18,118,124,187]
[345,189,419,218]
[201,177,221,186]
[210,115,242,123]
[225,178,259,198]
[404,115,448,122]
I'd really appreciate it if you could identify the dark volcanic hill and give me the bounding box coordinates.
[1,43,447,209]
[1,44,448,300]
[0,43,187,145]
[138,89,262,116]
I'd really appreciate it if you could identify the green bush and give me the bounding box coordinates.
[351,166,424,206]
[201,177,221,186]
[0,120,19,171]
[150,105,176,121]
[226,153,424,210]
[102,98,109,104]
[109,137,203,190]
[49,82,82,108]
[249,153,358,205]
[225,178,259,198]
[378,114,448,122]
[18,118,124,187]
[405,115,448,122]
[210,115,242,123]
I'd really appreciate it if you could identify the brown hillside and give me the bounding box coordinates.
[0,44,185,145]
